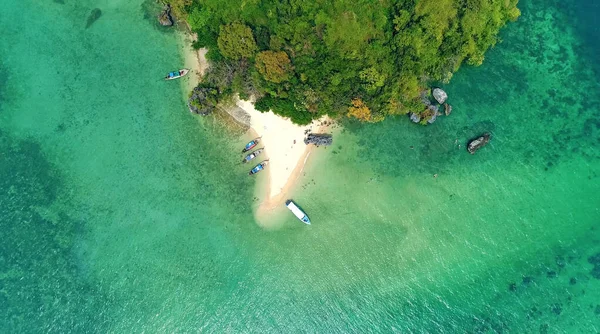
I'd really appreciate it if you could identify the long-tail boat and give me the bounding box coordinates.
[164,69,189,80]
[248,160,269,176]
[242,148,264,163]
[242,138,261,153]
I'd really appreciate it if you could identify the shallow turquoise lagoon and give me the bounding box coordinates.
[1,0,599,332]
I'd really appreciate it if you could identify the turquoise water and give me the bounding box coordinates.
[1,0,599,332]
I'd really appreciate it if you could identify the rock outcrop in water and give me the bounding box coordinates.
[432,88,448,104]
[467,133,491,154]
[304,133,332,146]
[427,105,440,124]
[188,87,218,115]
[158,4,174,26]
[444,103,452,116]
[421,91,432,107]
[85,8,102,29]
[409,112,421,123]
[412,89,451,125]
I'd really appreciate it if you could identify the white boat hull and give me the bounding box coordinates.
[286,200,310,225]
[165,69,190,80]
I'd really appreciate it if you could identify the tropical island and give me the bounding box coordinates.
[166,0,519,124]
[161,0,520,220]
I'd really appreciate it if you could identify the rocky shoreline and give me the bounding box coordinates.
[409,87,452,125]
[188,87,218,116]
[158,3,174,26]
[304,133,333,147]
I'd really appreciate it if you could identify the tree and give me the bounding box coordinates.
[217,22,257,60]
[507,7,521,21]
[255,51,294,83]
[359,67,386,91]
[188,85,220,115]
[182,0,520,124]
[187,6,212,31]
[347,98,372,122]
[165,0,193,18]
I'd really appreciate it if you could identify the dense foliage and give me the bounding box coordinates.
[170,0,520,124]
[217,22,258,60]
[255,51,293,83]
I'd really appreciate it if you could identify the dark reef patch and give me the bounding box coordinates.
[550,303,562,315]
[0,61,8,107]
[0,132,111,332]
[55,122,67,133]
[85,8,102,29]
[583,118,600,137]
[470,120,496,134]
[526,307,543,320]
[565,0,600,82]
[587,252,600,279]
[141,0,156,20]
[522,276,534,285]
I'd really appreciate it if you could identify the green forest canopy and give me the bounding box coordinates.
[168,0,520,124]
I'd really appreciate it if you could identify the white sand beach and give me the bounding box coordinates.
[236,100,331,216]
[178,33,206,91]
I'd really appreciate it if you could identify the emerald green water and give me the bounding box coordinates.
[1,0,599,332]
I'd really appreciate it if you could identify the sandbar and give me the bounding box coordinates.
[235,100,331,218]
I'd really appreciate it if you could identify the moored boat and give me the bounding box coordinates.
[164,69,189,80]
[285,200,311,225]
[242,138,261,153]
[467,133,491,154]
[242,148,264,163]
[248,160,268,175]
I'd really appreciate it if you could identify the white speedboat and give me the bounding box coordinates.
[286,200,311,225]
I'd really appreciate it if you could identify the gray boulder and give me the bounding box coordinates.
[304,133,333,146]
[444,103,452,116]
[420,91,432,106]
[427,105,440,124]
[427,112,438,124]
[409,112,421,123]
[467,133,491,154]
[158,4,173,26]
[432,88,448,104]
